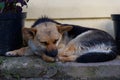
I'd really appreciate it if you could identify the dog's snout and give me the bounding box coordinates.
[45,49,58,57]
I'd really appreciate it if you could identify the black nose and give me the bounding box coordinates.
[45,49,58,57]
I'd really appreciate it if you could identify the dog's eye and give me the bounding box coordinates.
[41,42,48,45]
[53,39,58,44]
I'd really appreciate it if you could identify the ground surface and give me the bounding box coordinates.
[0,56,120,80]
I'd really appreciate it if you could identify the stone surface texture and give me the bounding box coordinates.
[0,56,120,80]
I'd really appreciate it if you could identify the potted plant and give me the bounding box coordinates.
[0,0,29,55]
[111,14,120,54]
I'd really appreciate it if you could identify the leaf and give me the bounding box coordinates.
[0,2,5,9]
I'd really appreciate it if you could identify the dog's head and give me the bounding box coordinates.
[23,22,72,58]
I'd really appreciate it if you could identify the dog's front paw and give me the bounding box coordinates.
[5,51,19,56]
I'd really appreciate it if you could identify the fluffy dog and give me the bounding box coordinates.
[5,17,117,63]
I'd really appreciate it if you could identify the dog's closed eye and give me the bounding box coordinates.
[53,39,59,44]
[40,42,48,45]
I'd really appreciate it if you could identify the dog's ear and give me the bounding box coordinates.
[22,28,37,40]
[57,25,73,34]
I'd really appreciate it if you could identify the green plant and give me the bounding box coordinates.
[0,0,29,13]
[0,57,5,64]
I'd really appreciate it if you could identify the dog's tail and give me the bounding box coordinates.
[75,48,117,63]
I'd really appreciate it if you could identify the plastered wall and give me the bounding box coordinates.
[24,0,120,37]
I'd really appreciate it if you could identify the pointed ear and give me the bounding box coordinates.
[57,25,73,33]
[22,28,37,40]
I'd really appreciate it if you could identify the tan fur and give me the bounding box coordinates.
[58,55,77,62]
[41,54,55,62]
[58,43,77,62]
[6,47,33,56]
[6,22,73,62]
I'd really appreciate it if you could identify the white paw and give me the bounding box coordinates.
[5,51,17,56]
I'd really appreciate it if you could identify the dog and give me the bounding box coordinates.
[5,17,117,63]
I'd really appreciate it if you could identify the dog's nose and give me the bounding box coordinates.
[45,49,58,57]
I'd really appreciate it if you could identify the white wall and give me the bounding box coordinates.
[23,0,120,37]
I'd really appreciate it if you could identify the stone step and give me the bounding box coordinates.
[0,56,120,80]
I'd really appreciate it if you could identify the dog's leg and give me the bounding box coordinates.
[41,54,55,62]
[59,44,75,55]
[5,47,34,56]
[58,43,78,62]
[58,55,77,62]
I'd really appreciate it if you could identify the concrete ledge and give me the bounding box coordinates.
[0,56,120,80]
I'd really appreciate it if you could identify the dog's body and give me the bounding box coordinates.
[5,17,117,63]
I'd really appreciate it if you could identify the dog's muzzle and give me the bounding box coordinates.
[45,49,58,57]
